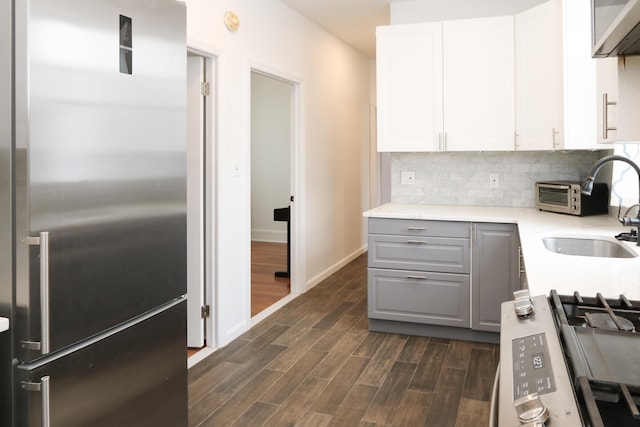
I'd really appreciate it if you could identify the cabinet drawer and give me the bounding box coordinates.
[368,218,470,238]
[368,268,470,328]
[368,234,470,273]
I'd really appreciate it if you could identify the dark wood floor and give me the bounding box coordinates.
[188,241,290,358]
[188,253,499,427]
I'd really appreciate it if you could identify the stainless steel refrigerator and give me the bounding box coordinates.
[1,0,188,425]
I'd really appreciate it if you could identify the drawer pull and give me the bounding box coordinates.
[406,275,427,280]
[407,227,428,231]
[406,240,427,244]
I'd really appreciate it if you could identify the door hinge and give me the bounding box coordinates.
[201,82,210,96]
[201,305,210,319]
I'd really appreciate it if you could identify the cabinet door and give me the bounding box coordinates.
[561,0,598,149]
[368,268,470,328]
[617,55,640,141]
[515,0,562,151]
[376,23,443,152]
[471,223,520,332]
[442,16,515,151]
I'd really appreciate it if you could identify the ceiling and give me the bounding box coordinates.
[279,0,405,58]
[279,0,550,58]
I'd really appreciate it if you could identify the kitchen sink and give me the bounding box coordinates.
[542,236,638,258]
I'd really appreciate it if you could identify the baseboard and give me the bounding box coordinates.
[251,229,286,243]
[304,245,367,291]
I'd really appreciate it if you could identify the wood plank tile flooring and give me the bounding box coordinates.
[188,253,499,427]
[188,241,290,358]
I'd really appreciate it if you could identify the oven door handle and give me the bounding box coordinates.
[489,364,499,427]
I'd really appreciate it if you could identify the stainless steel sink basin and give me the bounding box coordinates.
[542,236,637,258]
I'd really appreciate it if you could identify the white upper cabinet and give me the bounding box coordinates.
[377,0,610,152]
[560,0,599,149]
[376,17,514,152]
[443,16,515,151]
[515,0,602,150]
[514,0,562,150]
[376,23,443,152]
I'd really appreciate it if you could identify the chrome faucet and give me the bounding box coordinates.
[581,154,640,245]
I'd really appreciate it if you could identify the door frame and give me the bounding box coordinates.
[248,63,304,320]
[186,45,217,367]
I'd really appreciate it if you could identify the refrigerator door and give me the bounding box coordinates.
[16,299,187,427]
[14,0,187,361]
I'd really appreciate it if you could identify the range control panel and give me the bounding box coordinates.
[511,332,557,399]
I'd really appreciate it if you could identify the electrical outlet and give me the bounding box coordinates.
[489,173,499,188]
[400,171,416,185]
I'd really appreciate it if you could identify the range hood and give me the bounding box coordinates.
[592,0,640,57]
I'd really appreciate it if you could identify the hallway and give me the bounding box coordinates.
[188,253,498,426]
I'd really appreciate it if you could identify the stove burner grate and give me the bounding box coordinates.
[551,291,640,426]
[554,291,640,333]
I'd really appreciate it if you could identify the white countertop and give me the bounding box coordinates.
[364,203,640,300]
[0,317,8,333]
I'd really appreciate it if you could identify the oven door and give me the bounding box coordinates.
[489,366,499,427]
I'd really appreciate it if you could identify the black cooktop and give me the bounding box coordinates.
[550,291,640,427]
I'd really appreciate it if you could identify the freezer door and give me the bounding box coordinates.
[16,300,187,427]
[14,0,187,361]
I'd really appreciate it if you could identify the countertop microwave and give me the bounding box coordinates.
[535,181,609,216]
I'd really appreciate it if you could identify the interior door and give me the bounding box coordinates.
[186,54,205,347]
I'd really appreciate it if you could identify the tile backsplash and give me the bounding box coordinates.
[391,151,606,207]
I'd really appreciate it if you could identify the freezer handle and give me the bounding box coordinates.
[23,231,50,354]
[21,376,51,427]
[41,376,51,427]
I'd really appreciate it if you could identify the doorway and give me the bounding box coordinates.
[186,50,215,362]
[250,71,294,316]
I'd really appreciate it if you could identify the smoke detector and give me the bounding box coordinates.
[224,11,240,32]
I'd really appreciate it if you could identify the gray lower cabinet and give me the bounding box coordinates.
[368,268,470,327]
[367,217,521,338]
[367,218,471,327]
[471,223,521,332]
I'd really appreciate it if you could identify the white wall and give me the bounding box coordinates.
[251,72,290,243]
[184,0,371,346]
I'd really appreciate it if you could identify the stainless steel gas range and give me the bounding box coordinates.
[493,290,640,426]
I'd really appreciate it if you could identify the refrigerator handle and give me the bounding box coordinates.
[23,231,50,354]
[21,376,51,427]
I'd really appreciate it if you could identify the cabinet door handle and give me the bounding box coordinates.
[552,128,560,149]
[406,240,427,244]
[518,246,526,276]
[603,93,617,140]
[406,275,427,280]
[406,226,428,231]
